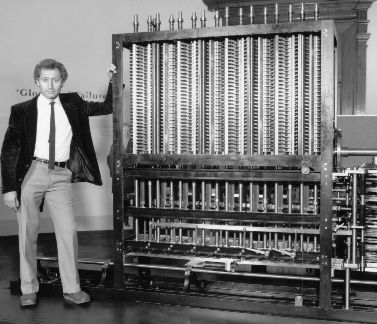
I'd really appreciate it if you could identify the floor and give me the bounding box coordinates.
[0,231,365,324]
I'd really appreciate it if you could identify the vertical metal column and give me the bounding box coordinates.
[360,172,366,271]
[352,171,358,265]
[112,34,125,289]
[345,236,351,310]
[274,5,280,155]
[319,20,335,309]
[154,14,161,154]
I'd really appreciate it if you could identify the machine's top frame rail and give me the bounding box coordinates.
[115,20,326,47]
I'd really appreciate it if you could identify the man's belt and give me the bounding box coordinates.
[33,157,67,168]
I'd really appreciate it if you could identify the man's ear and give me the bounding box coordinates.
[35,79,40,87]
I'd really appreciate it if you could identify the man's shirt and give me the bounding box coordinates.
[34,94,72,162]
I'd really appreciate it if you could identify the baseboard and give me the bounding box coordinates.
[0,215,113,236]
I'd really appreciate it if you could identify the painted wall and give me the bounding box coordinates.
[0,0,207,235]
[0,0,376,235]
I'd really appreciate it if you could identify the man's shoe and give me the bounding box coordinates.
[63,290,91,304]
[20,293,37,307]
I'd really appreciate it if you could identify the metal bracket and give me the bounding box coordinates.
[183,268,192,293]
[37,256,59,283]
[137,268,151,289]
[97,259,112,288]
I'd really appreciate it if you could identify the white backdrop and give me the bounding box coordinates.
[0,0,207,235]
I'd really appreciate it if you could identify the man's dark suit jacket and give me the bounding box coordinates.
[1,83,113,198]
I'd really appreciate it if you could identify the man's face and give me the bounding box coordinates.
[36,68,64,100]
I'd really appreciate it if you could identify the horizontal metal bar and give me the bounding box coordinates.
[123,153,321,169]
[150,222,320,234]
[125,169,320,182]
[127,252,319,269]
[37,256,112,266]
[123,262,320,281]
[119,21,324,45]
[339,147,377,157]
[126,262,377,285]
[126,208,321,224]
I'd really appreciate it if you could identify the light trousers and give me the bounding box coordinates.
[17,160,80,294]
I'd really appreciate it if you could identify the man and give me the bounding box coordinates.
[1,59,116,307]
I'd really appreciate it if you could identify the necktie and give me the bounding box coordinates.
[48,101,55,169]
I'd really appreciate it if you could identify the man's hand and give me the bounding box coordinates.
[4,191,19,211]
[106,64,117,81]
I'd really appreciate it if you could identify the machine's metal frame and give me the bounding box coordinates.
[111,20,336,309]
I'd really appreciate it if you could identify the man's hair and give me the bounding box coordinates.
[33,59,68,82]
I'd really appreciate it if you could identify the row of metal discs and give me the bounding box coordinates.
[365,174,377,263]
